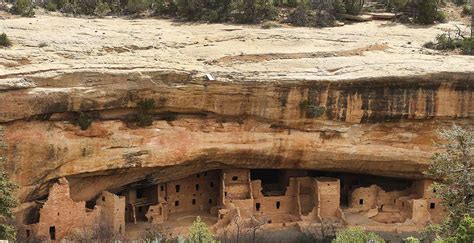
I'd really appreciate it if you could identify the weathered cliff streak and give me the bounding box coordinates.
[0,72,472,124]
[0,71,472,203]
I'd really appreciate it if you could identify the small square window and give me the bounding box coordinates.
[359,199,364,205]
[232,176,238,181]
[175,201,180,206]
[430,203,435,209]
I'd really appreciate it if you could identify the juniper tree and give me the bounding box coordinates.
[0,126,17,241]
[424,125,473,237]
[188,216,215,243]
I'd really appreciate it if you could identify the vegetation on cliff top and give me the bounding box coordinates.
[4,0,459,27]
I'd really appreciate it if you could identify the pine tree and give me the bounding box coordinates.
[0,126,17,241]
[188,216,215,243]
[424,125,473,237]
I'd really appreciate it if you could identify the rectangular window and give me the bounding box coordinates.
[195,184,200,191]
[160,185,164,191]
[359,199,364,205]
[175,201,180,207]
[430,203,435,209]
[192,199,196,205]
[175,185,180,193]
[256,203,261,211]
[209,199,212,204]
[276,201,281,209]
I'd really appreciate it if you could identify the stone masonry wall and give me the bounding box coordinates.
[32,178,101,241]
[165,170,220,215]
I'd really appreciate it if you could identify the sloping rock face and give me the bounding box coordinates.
[0,71,472,203]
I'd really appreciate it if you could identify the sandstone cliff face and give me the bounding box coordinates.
[0,15,473,206]
[0,71,472,203]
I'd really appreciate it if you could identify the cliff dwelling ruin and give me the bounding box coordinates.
[0,8,472,242]
[16,169,445,241]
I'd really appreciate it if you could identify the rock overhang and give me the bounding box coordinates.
[0,14,473,205]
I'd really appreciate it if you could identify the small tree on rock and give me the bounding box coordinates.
[188,216,215,243]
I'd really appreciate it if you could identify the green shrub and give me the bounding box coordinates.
[135,113,153,127]
[461,37,474,55]
[76,0,100,15]
[135,99,156,127]
[287,5,313,26]
[77,113,92,131]
[452,0,467,6]
[176,0,206,20]
[126,0,151,14]
[333,227,384,243]
[343,0,365,15]
[94,1,111,16]
[462,4,472,16]
[232,0,278,23]
[299,100,326,117]
[434,33,463,50]
[405,236,421,243]
[436,10,448,23]
[152,0,177,15]
[388,0,409,11]
[415,0,442,24]
[60,2,77,14]
[188,216,215,242]
[0,33,12,47]
[45,1,58,11]
[11,0,35,17]
[50,0,68,10]
[286,4,336,27]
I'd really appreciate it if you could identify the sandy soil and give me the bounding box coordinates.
[0,11,473,82]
